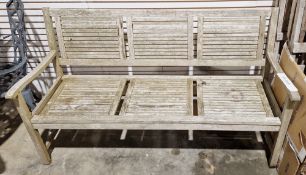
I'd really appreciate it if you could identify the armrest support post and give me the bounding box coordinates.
[265,51,301,102]
[270,96,299,166]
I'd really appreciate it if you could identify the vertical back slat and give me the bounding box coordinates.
[256,15,266,60]
[126,17,135,60]
[118,17,126,60]
[267,8,279,54]
[197,16,204,60]
[55,17,67,59]
[187,16,194,60]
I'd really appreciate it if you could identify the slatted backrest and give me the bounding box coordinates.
[45,8,278,67]
[55,16,125,59]
[127,16,194,60]
[55,16,125,63]
[197,16,266,61]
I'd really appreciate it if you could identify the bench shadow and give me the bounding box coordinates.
[0,155,5,174]
[42,129,266,153]
[0,100,21,146]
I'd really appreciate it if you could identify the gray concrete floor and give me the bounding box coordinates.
[0,100,277,175]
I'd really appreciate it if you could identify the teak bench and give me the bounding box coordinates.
[6,7,301,167]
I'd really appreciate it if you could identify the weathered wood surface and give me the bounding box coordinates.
[197,16,263,62]
[198,78,273,118]
[7,7,300,167]
[43,7,278,66]
[128,17,190,60]
[31,76,281,133]
[49,8,273,17]
[58,16,124,61]
[39,78,123,116]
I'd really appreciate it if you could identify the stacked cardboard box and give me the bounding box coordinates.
[272,45,306,175]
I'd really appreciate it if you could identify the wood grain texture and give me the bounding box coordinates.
[198,78,272,118]
[38,7,279,67]
[59,16,124,63]
[32,76,280,132]
[269,97,299,166]
[6,7,290,166]
[14,95,51,164]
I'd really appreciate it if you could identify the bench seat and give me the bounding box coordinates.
[31,75,280,131]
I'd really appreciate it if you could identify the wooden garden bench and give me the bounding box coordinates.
[5,7,301,167]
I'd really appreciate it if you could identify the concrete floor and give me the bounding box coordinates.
[0,101,277,175]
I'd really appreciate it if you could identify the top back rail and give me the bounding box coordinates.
[45,8,278,67]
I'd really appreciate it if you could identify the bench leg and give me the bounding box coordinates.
[13,95,51,165]
[25,127,51,164]
[269,97,297,167]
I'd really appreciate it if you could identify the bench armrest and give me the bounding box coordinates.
[5,50,57,99]
[266,52,300,102]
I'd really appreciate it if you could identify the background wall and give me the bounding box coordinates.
[0,0,277,93]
